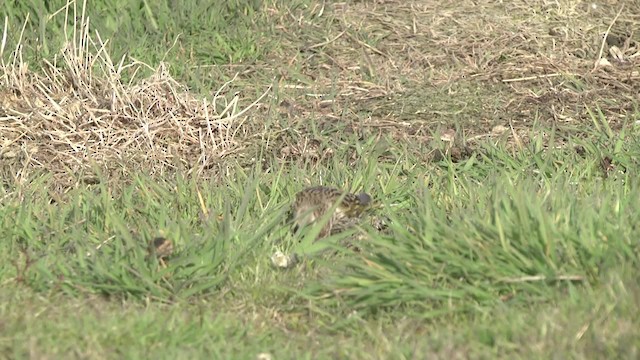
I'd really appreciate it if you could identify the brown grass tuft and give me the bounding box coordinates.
[262,0,640,145]
[0,7,268,189]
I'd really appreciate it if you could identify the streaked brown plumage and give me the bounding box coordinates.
[290,186,372,239]
[147,236,174,266]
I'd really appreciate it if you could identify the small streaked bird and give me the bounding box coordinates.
[290,186,373,239]
[147,236,174,266]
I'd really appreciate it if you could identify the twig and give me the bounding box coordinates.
[345,32,387,57]
[575,323,590,340]
[502,73,563,83]
[498,274,585,283]
[307,29,348,50]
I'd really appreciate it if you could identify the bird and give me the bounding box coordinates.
[290,186,373,240]
[147,236,174,266]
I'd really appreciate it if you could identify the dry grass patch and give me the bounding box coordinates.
[2,0,639,188]
[0,10,268,189]
[260,0,640,141]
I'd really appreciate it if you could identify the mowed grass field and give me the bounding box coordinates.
[1,0,639,358]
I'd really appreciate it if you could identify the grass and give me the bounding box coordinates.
[2,0,265,86]
[1,0,640,358]
[2,132,639,358]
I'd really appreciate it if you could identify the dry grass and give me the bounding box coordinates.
[262,0,640,140]
[2,0,639,189]
[0,8,269,189]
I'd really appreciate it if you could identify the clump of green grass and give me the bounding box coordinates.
[1,128,639,358]
[0,168,288,300]
[3,0,265,66]
[300,127,640,319]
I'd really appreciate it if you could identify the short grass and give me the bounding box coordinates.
[1,0,640,358]
[2,129,639,358]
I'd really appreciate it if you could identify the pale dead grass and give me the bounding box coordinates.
[2,0,640,190]
[262,0,640,141]
[0,5,269,189]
